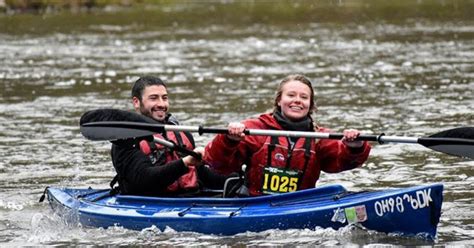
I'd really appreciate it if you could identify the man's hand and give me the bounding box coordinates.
[182,147,204,168]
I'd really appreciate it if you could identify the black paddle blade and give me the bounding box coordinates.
[80,122,162,141]
[80,108,156,125]
[80,109,160,141]
[418,127,474,159]
[430,127,474,139]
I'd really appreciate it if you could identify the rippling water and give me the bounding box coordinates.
[1,2,473,246]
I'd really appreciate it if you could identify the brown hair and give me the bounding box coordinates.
[132,75,167,101]
[273,74,317,115]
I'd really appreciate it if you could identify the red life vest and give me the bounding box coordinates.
[246,135,319,196]
[139,131,198,192]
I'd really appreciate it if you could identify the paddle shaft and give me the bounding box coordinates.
[81,121,465,144]
[159,126,474,159]
[80,121,474,159]
[166,125,474,148]
[154,124,419,144]
[153,137,202,160]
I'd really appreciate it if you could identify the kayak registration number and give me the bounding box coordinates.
[374,188,433,217]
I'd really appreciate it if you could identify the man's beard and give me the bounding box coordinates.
[139,103,167,122]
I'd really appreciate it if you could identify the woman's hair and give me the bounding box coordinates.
[273,74,317,115]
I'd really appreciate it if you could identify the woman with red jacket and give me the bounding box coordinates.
[204,74,371,196]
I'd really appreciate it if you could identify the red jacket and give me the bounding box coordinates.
[204,113,371,196]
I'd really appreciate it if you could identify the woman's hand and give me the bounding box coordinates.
[342,129,364,148]
[226,122,246,141]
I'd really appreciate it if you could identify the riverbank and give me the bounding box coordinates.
[0,0,138,14]
[1,0,474,18]
[1,0,474,35]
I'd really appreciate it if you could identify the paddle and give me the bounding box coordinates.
[153,136,202,160]
[79,108,203,160]
[80,109,474,159]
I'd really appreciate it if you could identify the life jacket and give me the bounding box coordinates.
[139,131,198,192]
[246,135,319,196]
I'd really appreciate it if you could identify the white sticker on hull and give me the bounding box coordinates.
[374,188,432,217]
[331,208,346,223]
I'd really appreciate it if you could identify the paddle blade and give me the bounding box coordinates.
[430,127,474,139]
[80,109,160,141]
[418,127,474,159]
[80,122,160,141]
[80,108,156,125]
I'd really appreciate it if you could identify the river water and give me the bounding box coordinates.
[0,2,473,246]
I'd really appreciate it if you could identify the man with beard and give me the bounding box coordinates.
[111,76,228,196]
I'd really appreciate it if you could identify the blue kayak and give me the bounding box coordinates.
[46,184,443,239]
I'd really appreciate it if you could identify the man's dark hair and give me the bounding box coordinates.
[131,76,167,100]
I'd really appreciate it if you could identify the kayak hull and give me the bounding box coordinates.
[46,184,443,239]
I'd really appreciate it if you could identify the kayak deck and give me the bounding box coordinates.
[46,184,443,239]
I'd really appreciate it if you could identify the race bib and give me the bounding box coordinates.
[261,166,301,194]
